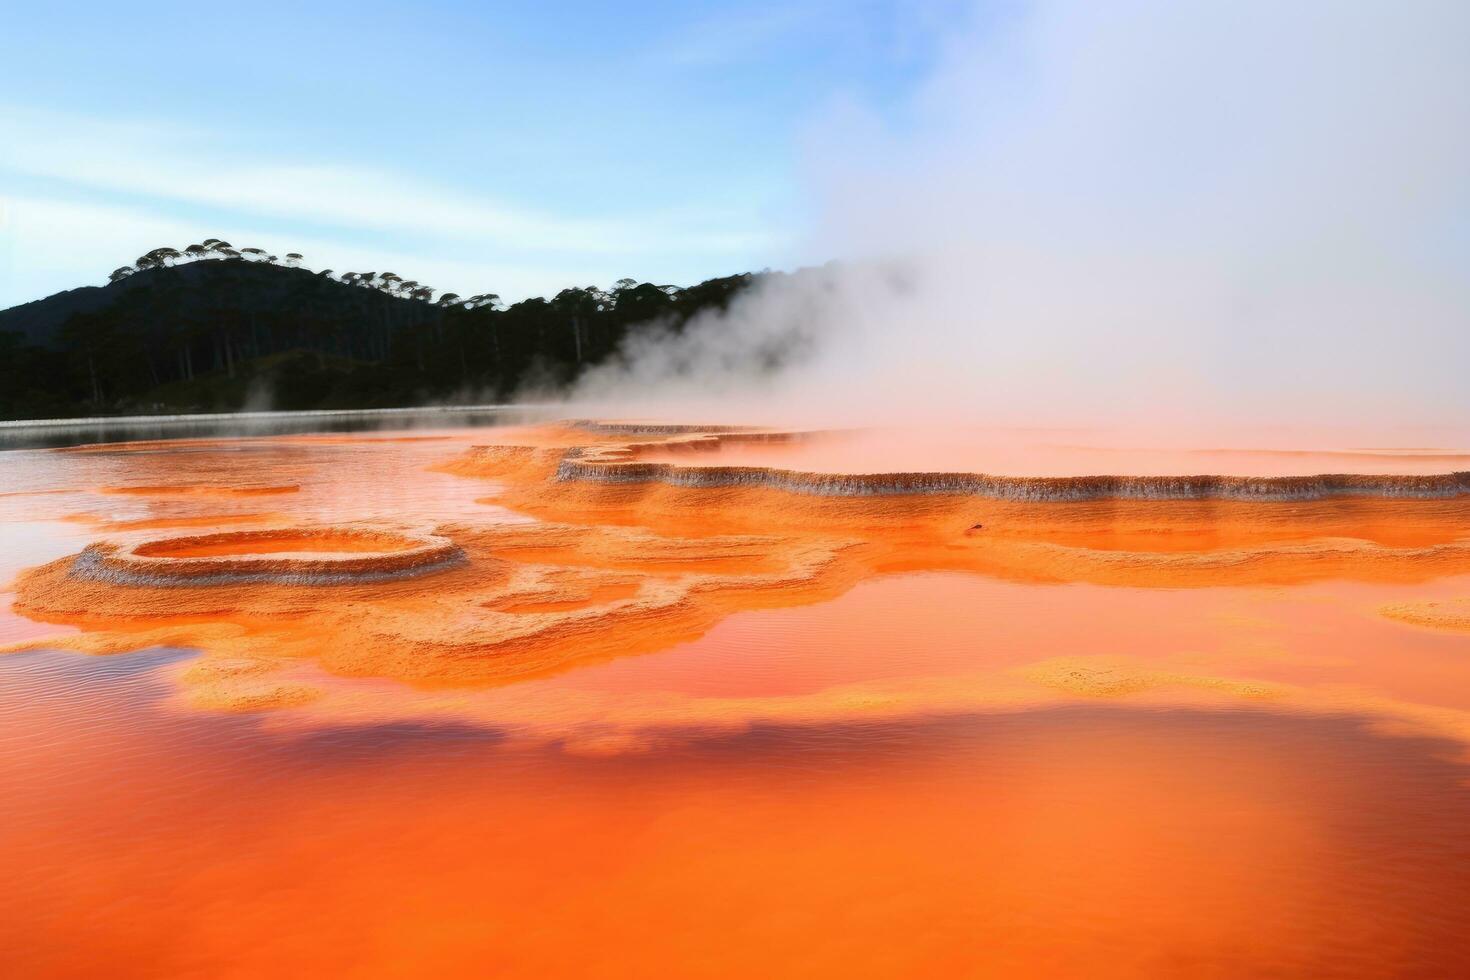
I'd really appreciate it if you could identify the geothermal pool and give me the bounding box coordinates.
[3,421,1470,976]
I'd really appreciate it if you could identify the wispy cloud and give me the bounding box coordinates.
[0,193,677,309]
[0,105,789,306]
[0,106,776,255]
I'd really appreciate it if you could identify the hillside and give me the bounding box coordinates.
[0,253,756,420]
[0,259,431,351]
[0,283,118,348]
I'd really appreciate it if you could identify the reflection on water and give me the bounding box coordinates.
[3,645,1470,977]
[0,404,547,449]
[2,423,1470,976]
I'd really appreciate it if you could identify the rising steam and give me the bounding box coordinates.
[574,0,1470,442]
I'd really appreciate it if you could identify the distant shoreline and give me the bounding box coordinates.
[0,404,542,430]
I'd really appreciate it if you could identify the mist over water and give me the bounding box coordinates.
[574,0,1470,444]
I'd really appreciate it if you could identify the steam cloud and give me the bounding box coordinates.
[574,0,1470,441]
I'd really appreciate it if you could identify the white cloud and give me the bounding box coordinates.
[0,104,788,307]
[0,194,669,309]
[0,106,778,256]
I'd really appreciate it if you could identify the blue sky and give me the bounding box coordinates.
[0,0,975,307]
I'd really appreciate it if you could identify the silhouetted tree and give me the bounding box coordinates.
[0,244,772,420]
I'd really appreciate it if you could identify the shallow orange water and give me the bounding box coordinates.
[633,425,1470,477]
[133,531,419,558]
[3,423,1470,977]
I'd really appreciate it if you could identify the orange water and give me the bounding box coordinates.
[633,425,1470,476]
[3,429,1470,977]
[133,532,419,558]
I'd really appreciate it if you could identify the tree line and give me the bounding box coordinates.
[113,240,503,310]
[0,244,755,419]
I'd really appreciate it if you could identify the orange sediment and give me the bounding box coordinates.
[5,422,1470,729]
[133,529,424,557]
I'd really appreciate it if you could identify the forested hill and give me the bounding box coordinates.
[0,246,755,420]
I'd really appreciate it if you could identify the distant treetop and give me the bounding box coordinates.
[107,242,464,306]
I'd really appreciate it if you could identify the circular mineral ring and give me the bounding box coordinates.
[73,526,465,586]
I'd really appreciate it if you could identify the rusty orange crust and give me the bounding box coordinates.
[7,423,1470,712]
[74,527,464,585]
[9,519,858,709]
